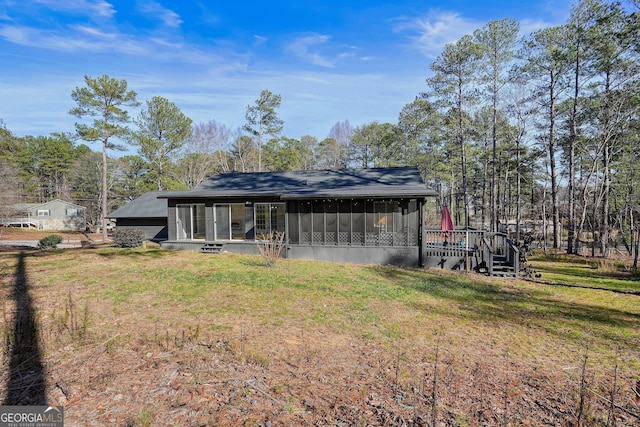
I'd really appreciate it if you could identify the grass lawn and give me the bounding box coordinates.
[0,246,638,426]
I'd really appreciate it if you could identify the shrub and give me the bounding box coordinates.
[37,234,63,250]
[113,228,146,248]
[256,232,285,266]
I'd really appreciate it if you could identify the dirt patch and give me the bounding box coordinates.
[0,228,110,251]
[34,326,639,426]
[0,227,105,242]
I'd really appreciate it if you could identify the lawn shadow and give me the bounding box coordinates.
[95,248,174,259]
[3,251,46,405]
[372,266,640,349]
[523,276,640,296]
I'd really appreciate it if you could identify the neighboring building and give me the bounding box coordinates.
[107,191,168,241]
[2,199,86,231]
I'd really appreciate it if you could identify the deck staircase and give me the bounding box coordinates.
[491,254,518,278]
[200,243,225,254]
[477,233,520,279]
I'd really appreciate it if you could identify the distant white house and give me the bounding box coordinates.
[2,199,86,231]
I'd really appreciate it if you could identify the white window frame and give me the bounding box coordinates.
[176,204,206,240]
[254,203,286,236]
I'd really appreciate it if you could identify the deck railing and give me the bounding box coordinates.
[422,228,483,271]
[423,228,519,276]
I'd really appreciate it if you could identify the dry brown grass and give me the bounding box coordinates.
[0,236,638,425]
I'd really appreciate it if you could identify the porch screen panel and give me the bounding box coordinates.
[312,201,324,244]
[338,200,351,245]
[299,202,311,244]
[366,202,379,245]
[288,202,299,244]
[373,202,399,246]
[392,202,406,245]
[351,200,364,246]
[407,199,418,246]
[325,200,337,245]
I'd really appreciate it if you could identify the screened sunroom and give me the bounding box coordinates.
[287,199,420,247]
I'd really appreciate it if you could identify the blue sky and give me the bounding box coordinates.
[0,0,573,150]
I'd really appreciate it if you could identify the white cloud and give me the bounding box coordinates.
[519,18,559,36]
[286,33,335,68]
[0,21,244,66]
[394,10,482,57]
[136,0,182,28]
[32,0,116,18]
[0,24,147,54]
[253,35,268,46]
[72,24,116,39]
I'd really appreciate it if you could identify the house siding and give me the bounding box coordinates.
[162,196,424,267]
[115,218,167,241]
[17,200,86,231]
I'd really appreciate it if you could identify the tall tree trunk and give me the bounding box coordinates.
[459,84,469,230]
[515,137,522,243]
[101,141,108,242]
[548,74,561,249]
[600,142,611,256]
[481,142,489,229]
[491,95,498,233]
[567,51,579,254]
[634,220,639,270]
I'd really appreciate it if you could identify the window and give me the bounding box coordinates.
[66,208,78,216]
[214,203,246,240]
[176,204,206,240]
[255,203,285,236]
[37,210,50,217]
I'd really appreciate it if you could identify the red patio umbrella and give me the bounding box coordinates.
[440,204,454,238]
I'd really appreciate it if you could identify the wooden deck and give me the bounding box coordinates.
[423,228,519,278]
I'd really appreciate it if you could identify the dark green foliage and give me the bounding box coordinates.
[113,228,146,248]
[37,234,63,250]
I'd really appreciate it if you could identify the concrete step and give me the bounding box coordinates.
[200,243,225,254]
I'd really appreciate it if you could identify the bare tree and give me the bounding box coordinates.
[326,120,353,168]
[177,120,237,188]
[231,135,259,172]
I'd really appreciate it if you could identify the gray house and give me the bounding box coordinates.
[3,199,86,231]
[156,167,437,267]
[107,167,519,276]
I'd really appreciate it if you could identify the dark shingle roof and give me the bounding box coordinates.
[159,167,436,200]
[107,191,168,219]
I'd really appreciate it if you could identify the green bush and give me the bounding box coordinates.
[113,228,147,248]
[37,234,63,250]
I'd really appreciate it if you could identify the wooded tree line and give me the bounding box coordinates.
[0,0,638,256]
